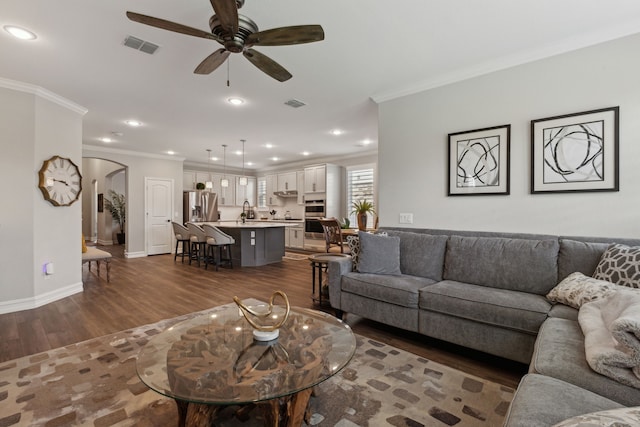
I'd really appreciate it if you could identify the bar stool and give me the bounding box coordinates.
[186,223,207,267]
[171,222,191,263]
[202,224,235,271]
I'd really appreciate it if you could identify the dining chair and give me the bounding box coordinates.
[171,222,191,263]
[202,224,235,271]
[318,217,350,254]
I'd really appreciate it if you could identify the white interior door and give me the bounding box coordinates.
[146,178,173,255]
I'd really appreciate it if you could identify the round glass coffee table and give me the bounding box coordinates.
[136,303,356,426]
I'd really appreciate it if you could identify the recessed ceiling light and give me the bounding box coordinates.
[4,25,37,40]
[125,120,142,127]
[228,97,244,105]
[362,139,372,145]
[265,143,273,149]
[101,137,113,143]
[247,161,254,166]
[272,157,279,161]
[167,150,175,155]
[331,129,343,136]
[302,151,310,156]
[210,156,219,161]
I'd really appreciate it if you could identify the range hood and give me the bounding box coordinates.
[273,190,298,197]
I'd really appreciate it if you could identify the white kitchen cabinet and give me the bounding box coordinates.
[195,172,211,188]
[212,173,235,206]
[304,165,326,193]
[183,171,196,190]
[265,174,283,206]
[235,176,256,207]
[284,225,304,249]
[296,170,305,205]
[277,171,297,192]
[289,226,304,249]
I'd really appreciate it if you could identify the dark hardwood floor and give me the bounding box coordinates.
[0,245,527,388]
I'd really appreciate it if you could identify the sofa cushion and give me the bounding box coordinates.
[558,239,609,281]
[530,317,640,406]
[443,235,559,295]
[593,244,640,288]
[546,272,616,309]
[419,280,551,334]
[357,231,401,275]
[547,303,579,321]
[341,272,435,308]
[503,374,623,427]
[552,407,640,427]
[385,230,448,280]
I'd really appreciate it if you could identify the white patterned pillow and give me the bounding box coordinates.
[593,244,640,288]
[346,235,360,271]
[546,272,617,309]
[552,406,640,427]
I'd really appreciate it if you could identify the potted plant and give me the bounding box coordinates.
[351,200,376,231]
[105,190,126,244]
[196,182,206,190]
[240,212,247,224]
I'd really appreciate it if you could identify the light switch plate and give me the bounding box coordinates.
[399,213,413,224]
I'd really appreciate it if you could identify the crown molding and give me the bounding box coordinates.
[0,77,87,115]
[372,26,640,103]
[82,144,185,162]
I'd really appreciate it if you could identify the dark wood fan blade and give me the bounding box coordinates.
[243,49,292,82]
[194,49,230,74]
[246,25,324,46]
[127,12,219,41]
[209,0,239,35]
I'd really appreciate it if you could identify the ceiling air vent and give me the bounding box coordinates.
[123,35,160,55]
[284,99,306,108]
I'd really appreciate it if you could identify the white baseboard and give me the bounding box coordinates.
[125,251,146,259]
[0,282,83,314]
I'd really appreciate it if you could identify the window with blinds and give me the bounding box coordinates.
[257,177,267,209]
[346,166,375,227]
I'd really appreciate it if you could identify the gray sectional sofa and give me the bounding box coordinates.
[326,227,640,426]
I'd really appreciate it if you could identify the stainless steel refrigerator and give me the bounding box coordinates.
[183,191,219,223]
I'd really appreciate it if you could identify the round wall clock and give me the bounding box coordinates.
[38,155,82,207]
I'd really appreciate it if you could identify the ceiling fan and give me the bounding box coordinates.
[126,0,324,82]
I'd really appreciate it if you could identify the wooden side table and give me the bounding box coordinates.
[308,253,350,306]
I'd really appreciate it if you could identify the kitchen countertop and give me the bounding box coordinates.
[198,221,288,229]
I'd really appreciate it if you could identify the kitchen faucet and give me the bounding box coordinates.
[243,200,250,218]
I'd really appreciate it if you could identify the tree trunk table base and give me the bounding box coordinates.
[174,387,313,427]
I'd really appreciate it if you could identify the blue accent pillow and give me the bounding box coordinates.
[357,231,401,275]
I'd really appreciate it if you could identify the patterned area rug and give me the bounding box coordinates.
[0,310,514,427]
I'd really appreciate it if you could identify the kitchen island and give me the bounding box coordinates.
[199,221,286,267]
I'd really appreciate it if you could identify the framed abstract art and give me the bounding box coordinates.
[531,107,619,193]
[448,124,510,196]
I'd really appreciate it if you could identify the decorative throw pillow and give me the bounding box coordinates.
[593,244,640,288]
[546,272,616,309]
[357,231,401,275]
[552,406,640,427]
[346,235,360,271]
[82,234,88,253]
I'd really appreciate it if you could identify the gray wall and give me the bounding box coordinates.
[0,81,85,312]
[378,33,640,239]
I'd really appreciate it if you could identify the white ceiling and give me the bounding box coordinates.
[3,0,640,171]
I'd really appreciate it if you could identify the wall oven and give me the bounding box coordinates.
[304,199,325,218]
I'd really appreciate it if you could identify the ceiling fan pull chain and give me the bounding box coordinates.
[227,57,230,87]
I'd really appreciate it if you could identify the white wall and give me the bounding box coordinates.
[81,158,124,243]
[378,33,640,239]
[81,146,184,257]
[0,80,86,312]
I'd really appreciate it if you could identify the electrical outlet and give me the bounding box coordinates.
[399,213,413,224]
